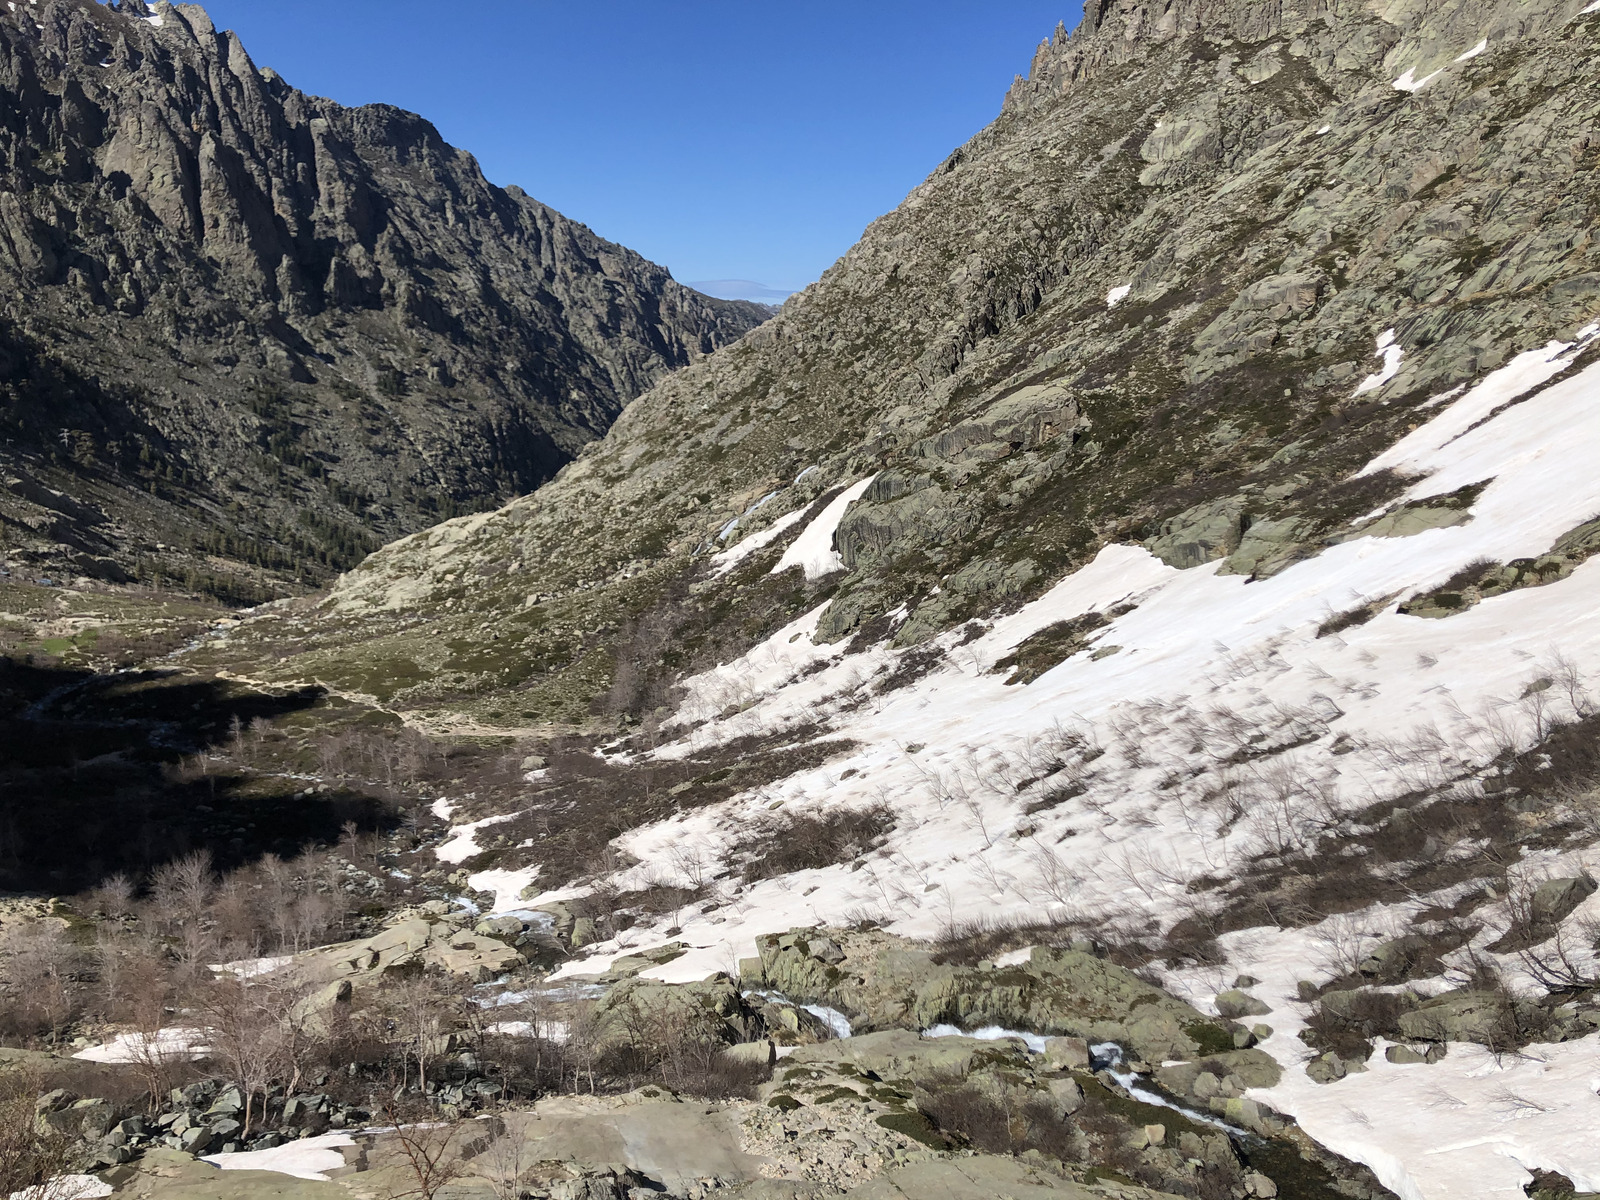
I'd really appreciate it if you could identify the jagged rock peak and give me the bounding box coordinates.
[0,0,768,591]
[1008,0,1595,113]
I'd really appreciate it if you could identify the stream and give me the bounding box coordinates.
[744,994,1249,1137]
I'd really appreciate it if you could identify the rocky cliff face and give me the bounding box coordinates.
[0,0,766,597]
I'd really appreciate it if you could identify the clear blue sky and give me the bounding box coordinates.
[199,1,1082,297]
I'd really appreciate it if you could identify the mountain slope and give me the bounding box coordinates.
[219,0,1600,720]
[0,0,766,598]
[193,4,1600,1194]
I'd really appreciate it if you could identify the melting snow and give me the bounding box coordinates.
[203,1134,355,1181]
[73,1027,209,1064]
[436,812,518,864]
[1455,38,1489,62]
[466,865,541,913]
[1106,284,1132,308]
[209,954,292,980]
[711,507,809,577]
[8,1177,112,1200]
[1353,328,1405,396]
[1393,67,1444,93]
[772,476,877,580]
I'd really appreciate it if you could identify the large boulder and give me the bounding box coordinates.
[1214,989,1272,1020]
[592,973,757,1053]
[783,1030,1016,1080]
[1145,497,1247,569]
[298,915,523,986]
[1396,991,1509,1044]
[1531,876,1597,927]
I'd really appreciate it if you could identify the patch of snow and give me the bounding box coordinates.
[1168,915,1600,1200]
[1581,0,1600,15]
[772,476,877,580]
[9,1176,112,1200]
[466,865,541,913]
[203,1133,355,1181]
[992,946,1036,967]
[711,507,809,577]
[73,1027,208,1064]
[1353,329,1404,396]
[1106,284,1132,308]
[1393,66,1444,93]
[430,797,456,821]
[209,955,292,980]
[1316,124,1332,135]
[436,812,518,864]
[1455,38,1489,62]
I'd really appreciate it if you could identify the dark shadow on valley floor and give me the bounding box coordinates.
[0,657,399,893]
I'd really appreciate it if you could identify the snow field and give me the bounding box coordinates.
[525,322,1600,1195]
[1167,912,1600,1200]
[73,1027,209,1064]
[772,476,878,580]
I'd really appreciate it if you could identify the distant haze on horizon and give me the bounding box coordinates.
[198,1,1083,294]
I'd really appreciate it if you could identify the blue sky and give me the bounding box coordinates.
[199,2,1082,298]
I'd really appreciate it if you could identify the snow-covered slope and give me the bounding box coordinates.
[457,329,1600,1199]
[218,5,1600,1195]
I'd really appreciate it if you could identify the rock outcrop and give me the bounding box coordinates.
[0,0,766,592]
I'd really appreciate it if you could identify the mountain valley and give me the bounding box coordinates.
[5,2,1600,1199]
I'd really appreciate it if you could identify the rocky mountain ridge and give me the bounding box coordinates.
[0,0,766,598]
[212,0,1600,721]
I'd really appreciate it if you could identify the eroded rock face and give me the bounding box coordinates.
[297,912,523,986]
[0,0,767,588]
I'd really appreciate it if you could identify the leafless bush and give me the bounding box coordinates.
[472,1118,527,1200]
[0,1072,73,1199]
[195,975,315,1134]
[85,873,136,920]
[0,923,84,1043]
[1518,919,1600,991]
[384,972,462,1094]
[917,1073,1074,1157]
[379,1101,462,1200]
[724,803,894,882]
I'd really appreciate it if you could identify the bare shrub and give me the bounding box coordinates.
[385,972,461,1094]
[917,1074,1076,1158]
[195,975,314,1134]
[379,1101,462,1200]
[724,803,894,882]
[0,923,84,1043]
[0,1072,73,1199]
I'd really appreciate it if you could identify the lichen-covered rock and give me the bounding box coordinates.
[1214,989,1273,1020]
[1396,990,1511,1044]
[297,914,522,985]
[593,973,758,1053]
